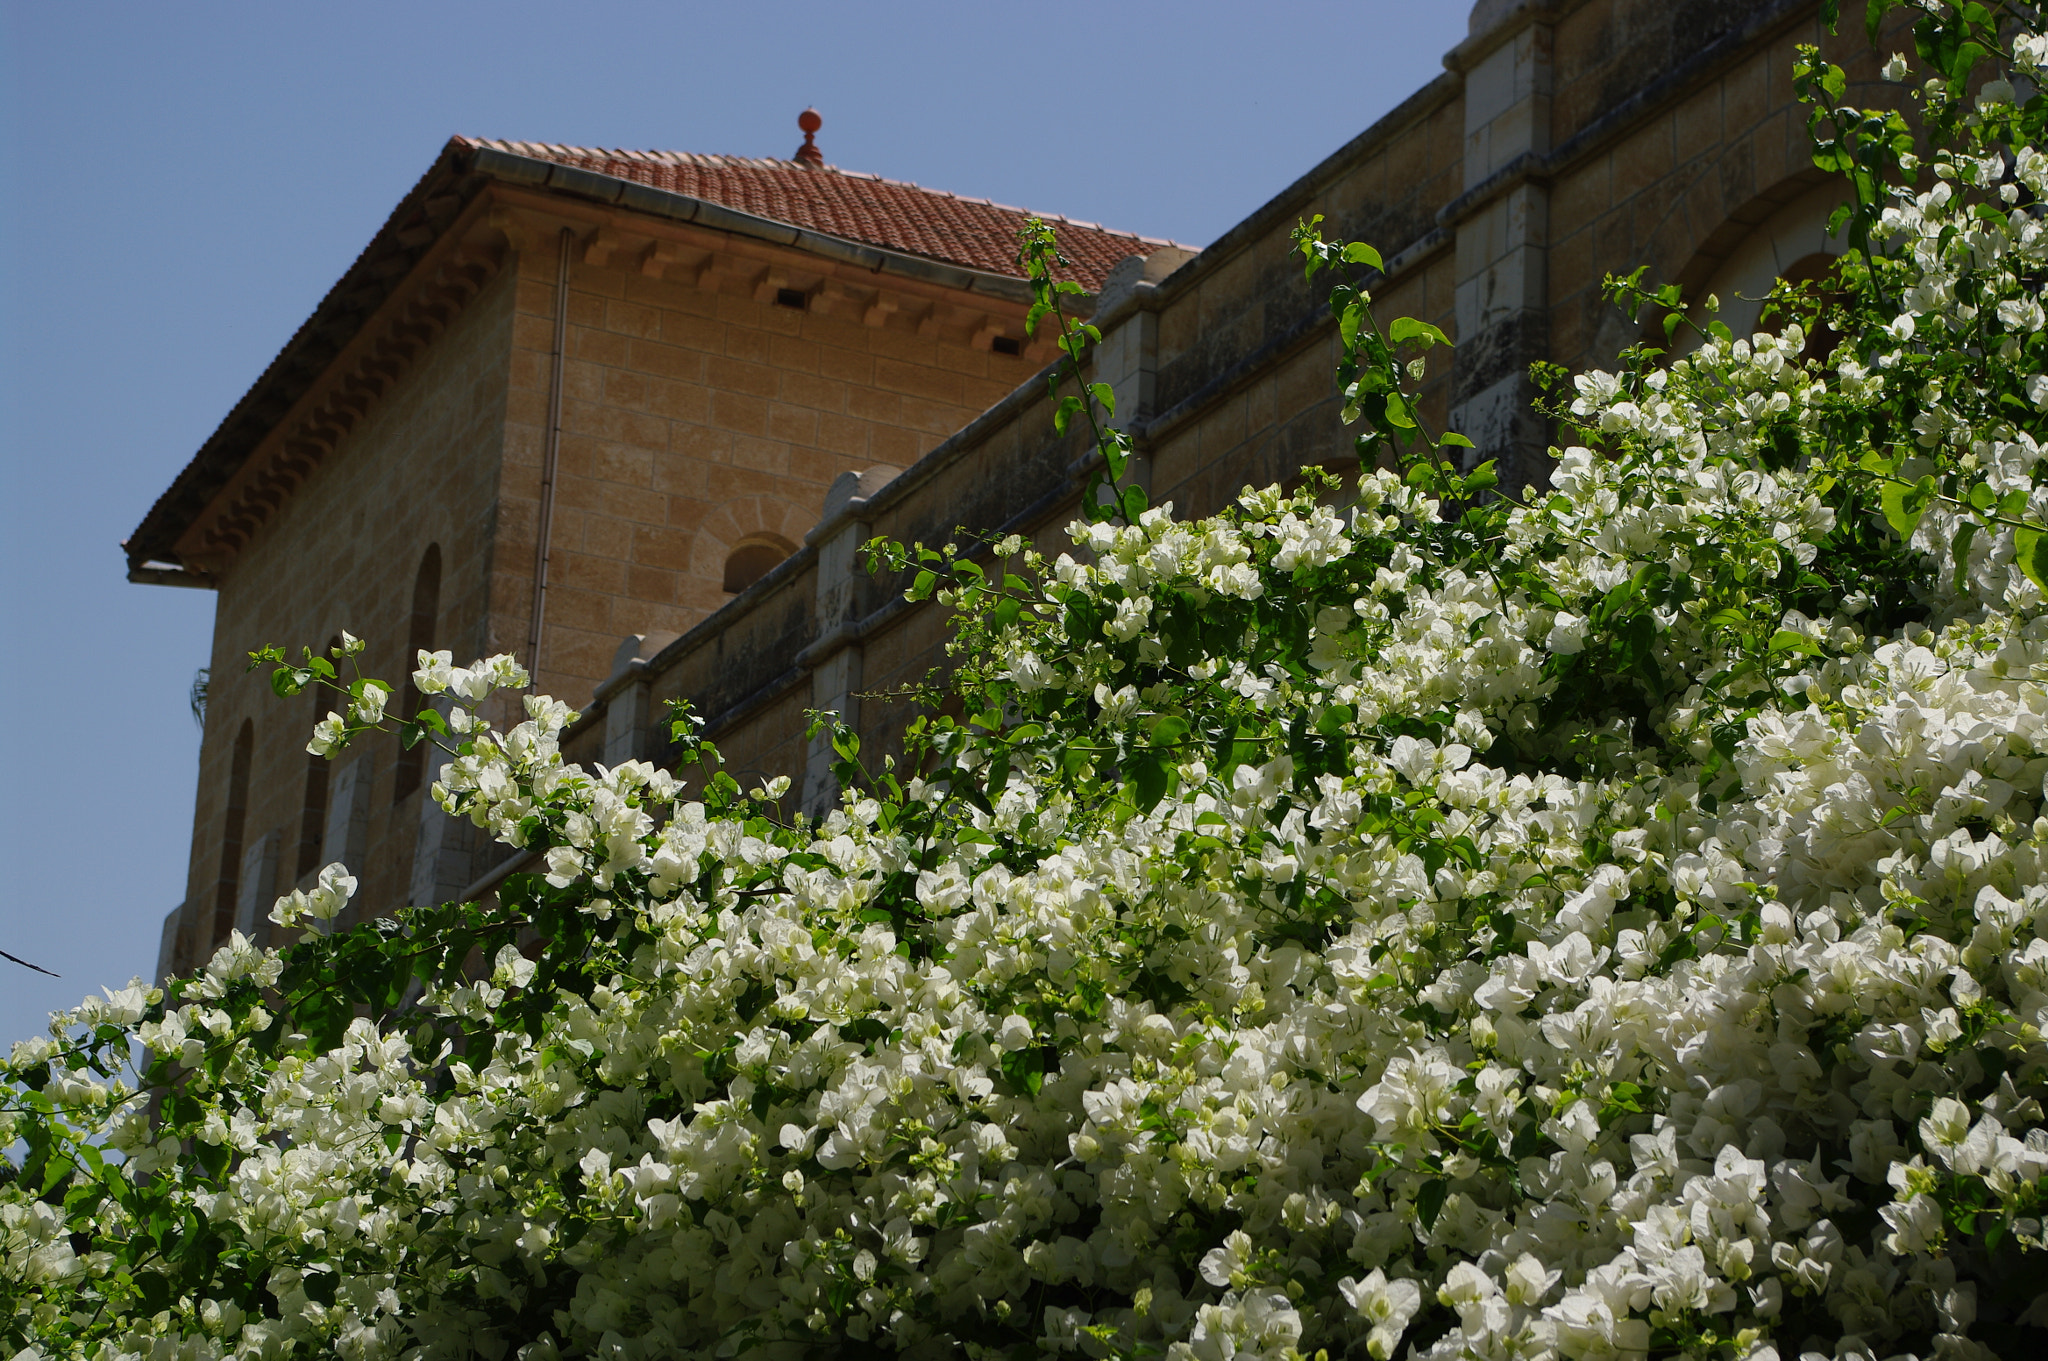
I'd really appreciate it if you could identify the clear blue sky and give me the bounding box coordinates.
[0,1,1471,1044]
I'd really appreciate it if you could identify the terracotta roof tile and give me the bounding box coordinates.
[458,137,1182,291]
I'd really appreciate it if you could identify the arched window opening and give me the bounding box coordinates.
[393,545,442,803]
[212,720,254,949]
[1776,250,1847,364]
[1678,179,1845,355]
[723,536,794,595]
[296,637,340,880]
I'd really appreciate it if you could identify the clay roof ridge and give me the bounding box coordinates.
[453,135,1192,251]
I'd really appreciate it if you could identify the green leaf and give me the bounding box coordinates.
[840,1017,889,1045]
[1389,316,1451,348]
[1053,394,1083,437]
[998,1045,1047,1097]
[1088,382,1116,417]
[1768,629,1822,656]
[1214,723,1254,782]
[1149,714,1190,748]
[1121,483,1149,523]
[1415,1177,1449,1231]
[194,1140,230,1181]
[1880,474,1937,539]
[2014,525,2048,594]
[1951,519,1977,591]
[1384,393,1416,430]
[1130,751,1170,813]
[1948,40,1987,85]
[1439,432,1474,450]
[1104,442,1128,483]
[1342,242,1383,271]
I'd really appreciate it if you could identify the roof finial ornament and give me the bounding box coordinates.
[794,108,824,165]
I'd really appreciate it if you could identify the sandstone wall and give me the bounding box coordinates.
[172,265,518,968]
[487,236,1034,702]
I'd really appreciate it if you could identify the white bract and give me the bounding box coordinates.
[10,10,2048,1359]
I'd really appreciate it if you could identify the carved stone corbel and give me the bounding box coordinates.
[582,227,621,267]
[638,240,681,278]
[485,205,530,255]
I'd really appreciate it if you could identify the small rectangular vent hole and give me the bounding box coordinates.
[991,335,1022,356]
[775,288,808,310]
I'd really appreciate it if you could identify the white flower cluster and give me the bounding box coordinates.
[270,862,358,929]
[12,16,2048,1358]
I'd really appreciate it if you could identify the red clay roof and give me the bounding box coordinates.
[458,138,1180,291]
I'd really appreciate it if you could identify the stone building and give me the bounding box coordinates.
[140,0,1889,975]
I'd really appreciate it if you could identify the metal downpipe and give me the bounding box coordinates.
[525,227,572,686]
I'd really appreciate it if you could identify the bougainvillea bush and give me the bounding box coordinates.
[11,5,2048,1358]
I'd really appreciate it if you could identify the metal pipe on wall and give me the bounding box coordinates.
[525,227,573,686]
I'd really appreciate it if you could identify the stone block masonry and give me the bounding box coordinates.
[490,225,1031,705]
[170,262,519,956]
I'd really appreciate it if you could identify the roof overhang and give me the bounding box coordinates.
[467,145,1045,305]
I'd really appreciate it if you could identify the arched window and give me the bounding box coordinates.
[393,545,442,802]
[1680,179,1845,352]
[1775,250,1847,363]
[723,535,794,595]
[211,720,254,949]
[296,637,340,880]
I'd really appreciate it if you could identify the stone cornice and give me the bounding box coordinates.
[1442,1,1569,76]
[167,195,510,575]
[468,146,1054,307]
[484,185,1071,359]
[125,138,492,582]
[1434,0,1825,235]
